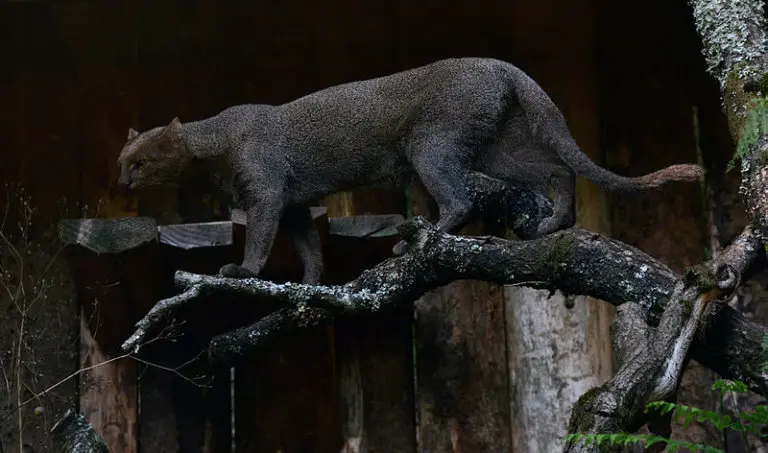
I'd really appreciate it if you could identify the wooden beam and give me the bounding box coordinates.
[322,188,417,453]
[408,180,512,452]
[141,220,239,453]
[59,217,162,453]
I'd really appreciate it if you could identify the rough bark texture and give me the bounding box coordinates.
[51,410,109,453]
[565,226,762,452]
[683,2,768,450]
[689,0,768,238]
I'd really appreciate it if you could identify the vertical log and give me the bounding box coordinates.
[325,214,417,453]
[138,221,239,453]
[232,208,343,453]
[410,181,511,452]
[59,217,162,453]
[504,3,615,450]
[234,325,340,453]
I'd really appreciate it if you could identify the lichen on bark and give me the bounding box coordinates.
[689,0,768,239]
[729,98,768,170]
[690,0,767,89]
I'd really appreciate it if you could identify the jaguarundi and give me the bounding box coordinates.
[117,57,704,284]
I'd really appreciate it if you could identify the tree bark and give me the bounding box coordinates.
[689,0,768,237]
[51,409,109,453]
[564,225,760,452]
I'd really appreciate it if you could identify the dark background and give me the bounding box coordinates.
[0,0,753,451]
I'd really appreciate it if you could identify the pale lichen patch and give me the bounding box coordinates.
[690,0,768,88]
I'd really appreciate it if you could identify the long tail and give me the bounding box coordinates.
[506,66,705,191]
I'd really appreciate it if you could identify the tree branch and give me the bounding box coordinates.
[565,225,762,452]
[51,409,109,453]
[123,217,766,399]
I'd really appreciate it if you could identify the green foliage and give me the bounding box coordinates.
[566,381,768,452]
[727,98,768,172]
[645,396,767,436]
[564,432,725,452]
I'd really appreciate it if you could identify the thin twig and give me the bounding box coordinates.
[16,310,24,453]
[0,354,10,395]
[2,317,196,421]
[132,354,211,388]
[2,348,209,421]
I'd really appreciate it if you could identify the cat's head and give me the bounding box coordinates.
[117,117,191,190]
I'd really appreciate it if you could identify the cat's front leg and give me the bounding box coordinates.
[219,197,285,279]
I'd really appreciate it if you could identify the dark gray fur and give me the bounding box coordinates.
[117,57,704,284]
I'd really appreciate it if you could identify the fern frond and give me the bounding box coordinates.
[564,433,725,453]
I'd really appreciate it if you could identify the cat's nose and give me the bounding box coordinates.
[117,174,130,187]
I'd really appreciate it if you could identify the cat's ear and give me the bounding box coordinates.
[167,117,182,133]
[160,117,183,141]
[159,117,184,153]
[127,128,139,140]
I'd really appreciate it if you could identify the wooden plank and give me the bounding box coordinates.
[231,207,341,452]
[139,220,238,453]
[328,213,415,453]
[158,221,234,250]
[408,181,511,452]
[137,364,178,453]
[201,368,233,453]
[328,214,403,238]
[334,307,415,453]
[234,324,340,453]
[322,191,417,453]
[59,217,162,453]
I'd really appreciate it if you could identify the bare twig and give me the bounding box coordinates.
[16,309,24,453]
[2,343,208,422]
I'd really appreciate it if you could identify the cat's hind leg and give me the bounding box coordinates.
[479,154,576,238]
[283,205,323,284]
[535,173,576,236]
[393,139,476,255]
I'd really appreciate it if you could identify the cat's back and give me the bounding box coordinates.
[284,57,515,106]
[274,57,518,132]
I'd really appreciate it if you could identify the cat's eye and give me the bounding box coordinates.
[132,160,145,170]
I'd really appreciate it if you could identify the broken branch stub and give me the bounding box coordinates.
[52,409,109,453]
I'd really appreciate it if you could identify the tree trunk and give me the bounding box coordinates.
[689,0,768,236]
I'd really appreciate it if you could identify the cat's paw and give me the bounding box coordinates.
[218,263,258,279]
[392,240,410,256]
